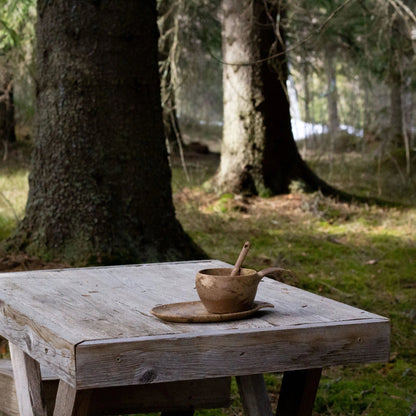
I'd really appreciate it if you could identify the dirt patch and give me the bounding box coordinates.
[0,254,68,273]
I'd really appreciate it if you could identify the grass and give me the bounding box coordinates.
[1,135,415,415]
[0,139,31,238]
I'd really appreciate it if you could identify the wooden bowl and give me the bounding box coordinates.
[195,268,261,314]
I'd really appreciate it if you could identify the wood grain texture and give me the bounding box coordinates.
[276,368,322,416]
[0,360,231,416]
[236,374,273,416]
[53,381,91,416]
[0,359,58,416]
[75,319,389,389]
[0,260,390,391]
[92,378,230,415]
[9,343,47,416]
[52,381,77,416]
[0,360,19,416]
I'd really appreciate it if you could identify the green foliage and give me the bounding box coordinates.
[0,141,30,240]
[0,0,36,126]
[158,0,222,125]
[0,214,15,240]
[0,0,35,54]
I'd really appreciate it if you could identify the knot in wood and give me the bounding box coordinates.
[137,368,157,384]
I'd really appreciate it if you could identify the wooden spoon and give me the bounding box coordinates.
[230,241,251,276]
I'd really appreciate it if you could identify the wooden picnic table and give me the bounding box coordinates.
[0,260,390,415]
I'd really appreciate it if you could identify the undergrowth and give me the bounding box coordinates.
[168,145,416,416]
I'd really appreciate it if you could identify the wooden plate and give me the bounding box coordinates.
[151,301,274,323]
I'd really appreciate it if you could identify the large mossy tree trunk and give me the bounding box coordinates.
[8,0,204,265]
[214,0,304,195]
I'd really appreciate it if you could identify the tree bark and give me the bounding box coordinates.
[325,46,340,142]
[301,50,316,154]
[388,14,405,148]
[7,0,204,265]
[389,71,403,147]
[214,0,302,195]
[0,64,16,147]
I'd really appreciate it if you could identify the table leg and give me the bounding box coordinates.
[276,368,322,416]
[53,380,91,416]
[9,342,47,416]
[236,374,273,416]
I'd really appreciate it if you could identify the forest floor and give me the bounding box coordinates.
[0,130,415,415]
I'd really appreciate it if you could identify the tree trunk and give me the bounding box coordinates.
[301,51,313,154]
[388,14,405,148]
[389,71,403,147]
[7,0,204,265]
[0,64,16,147]
[211,0,394,207]
[214,0,302,195]
[324,46,340,150]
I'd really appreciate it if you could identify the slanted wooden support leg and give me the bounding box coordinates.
[9,342,47,416]
[53,381,91,416]
[236,374,273,416]
[276,368,322,416]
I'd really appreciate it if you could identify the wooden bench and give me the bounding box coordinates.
[0,359,231,416]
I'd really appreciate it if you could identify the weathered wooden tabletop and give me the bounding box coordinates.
[0,259,390,391]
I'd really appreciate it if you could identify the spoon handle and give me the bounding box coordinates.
[230,241,251,276]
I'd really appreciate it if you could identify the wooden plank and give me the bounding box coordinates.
[0,261,227,344]
[0,360,19,416]
[53,381,77,416]
[75,319,389,389]
[0,359,58,416]
[53,381,91,416]
[0,360,231,416]
[0,260,386,343]
[236,374,273,416]
[87,377,230,415]
[9,343,47,416]
[276,368,322,416]
[0,307,75,386]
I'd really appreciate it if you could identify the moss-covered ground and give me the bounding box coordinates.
[0,137,415,415]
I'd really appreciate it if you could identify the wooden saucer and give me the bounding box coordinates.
[151,301,274,323]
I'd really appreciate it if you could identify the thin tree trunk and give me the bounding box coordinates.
[324,46,340,172]
[388,13,405,149]
[0,64,16,161]
[389,73,404,147]
[7,0,204,265]
[301,52,311,156]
